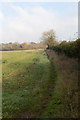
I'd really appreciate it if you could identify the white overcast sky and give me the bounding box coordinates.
[0,2,78,43]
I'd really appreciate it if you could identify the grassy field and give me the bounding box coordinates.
[2,49,57,118]
[2,49,79,118]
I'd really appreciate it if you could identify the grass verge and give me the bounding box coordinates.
[42,49,79,118]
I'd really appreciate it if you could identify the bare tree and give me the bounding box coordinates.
[41,29,56,48]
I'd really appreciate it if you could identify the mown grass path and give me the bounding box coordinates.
[2,50,56,118]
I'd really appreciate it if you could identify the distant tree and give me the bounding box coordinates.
[30,42,36,45]
[41,29,56,48]
[9,42,12,44]
[21,43,27,49]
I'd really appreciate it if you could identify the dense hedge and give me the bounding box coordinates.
[49,39,80,58]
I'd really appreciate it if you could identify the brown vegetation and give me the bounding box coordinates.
[1,41,46,51]
[46,49,79,118]
[41,29,56,48]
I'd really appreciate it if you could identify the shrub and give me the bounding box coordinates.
[49,39,80,58]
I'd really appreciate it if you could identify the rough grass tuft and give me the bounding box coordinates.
[44,50,79,118]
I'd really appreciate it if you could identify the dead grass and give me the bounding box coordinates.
[45,49,79,118]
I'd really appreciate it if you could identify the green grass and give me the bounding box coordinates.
[2,49,78,118]
[2,50,57,118]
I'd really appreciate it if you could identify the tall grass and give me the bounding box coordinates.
[43,50,79,118]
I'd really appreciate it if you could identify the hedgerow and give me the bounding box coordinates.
[49,39,80,58]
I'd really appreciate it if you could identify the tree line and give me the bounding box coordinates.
[0,41,46,51]
[41,29,80,58]
[1,29,80,58]
[49,39,80,58]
